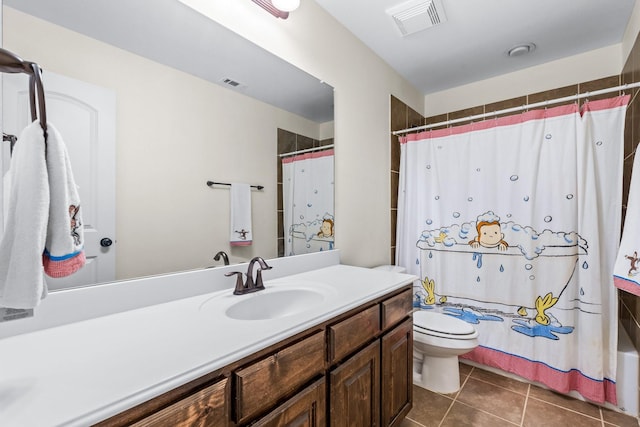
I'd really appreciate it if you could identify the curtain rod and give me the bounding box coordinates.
[392,82,640,136]
[279,144,334,158]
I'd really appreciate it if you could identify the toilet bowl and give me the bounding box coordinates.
[372,265,478,393]
[413,310,479,394]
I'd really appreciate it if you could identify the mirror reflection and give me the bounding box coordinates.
[1,0,334,290]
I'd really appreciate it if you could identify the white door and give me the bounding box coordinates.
[2,71,116,290]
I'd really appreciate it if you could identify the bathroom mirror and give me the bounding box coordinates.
[1,0,334,289]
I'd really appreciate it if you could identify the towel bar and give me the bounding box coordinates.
[206,181,264,190]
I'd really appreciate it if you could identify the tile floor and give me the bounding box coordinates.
[400,363,639,427]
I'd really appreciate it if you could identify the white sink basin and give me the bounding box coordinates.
[225,288,326,320]
[199,281,338,321]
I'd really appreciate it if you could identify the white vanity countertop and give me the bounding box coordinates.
[0,264,415,427]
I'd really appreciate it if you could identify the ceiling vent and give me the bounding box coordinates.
[220,78,246,90]
[386,0,447,37]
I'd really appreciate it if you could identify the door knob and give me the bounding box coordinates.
[100,238,113,247]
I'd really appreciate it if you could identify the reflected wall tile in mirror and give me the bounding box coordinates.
[278,128,297,154]
[320,137,333,147]
[297,135,314,151]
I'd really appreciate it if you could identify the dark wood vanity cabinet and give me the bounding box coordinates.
[329,340,381,426]
[129,378,228,427]
[98,285,413,427]
[251,377,326,427]
[327,287,413,427]
[381,317,413,426]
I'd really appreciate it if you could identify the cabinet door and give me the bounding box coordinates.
[130,378,227,427]
[381,318,413,427]
[251,377,326,427]
[329,340,380,427]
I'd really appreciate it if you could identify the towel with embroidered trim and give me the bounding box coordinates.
[230,183,252,246]
[42,123,85,277]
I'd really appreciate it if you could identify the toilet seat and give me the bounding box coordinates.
[414,311,478,340]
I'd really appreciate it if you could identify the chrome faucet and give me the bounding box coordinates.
[213,250,230,265]
[226,256,272,295]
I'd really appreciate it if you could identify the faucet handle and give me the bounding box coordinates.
[254,261,272,290]
[225,271,245,295]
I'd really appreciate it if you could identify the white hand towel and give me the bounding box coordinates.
[42,123,86,277]
[0,122,49,309]
[230,183,252,246]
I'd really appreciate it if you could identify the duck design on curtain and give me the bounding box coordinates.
[396,96,629,404]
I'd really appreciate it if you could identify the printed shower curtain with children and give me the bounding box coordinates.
[397,96,629,404]
[282,149,334,256]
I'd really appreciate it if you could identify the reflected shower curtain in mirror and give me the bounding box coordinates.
[396,96,629,404]
[282,149,334,256]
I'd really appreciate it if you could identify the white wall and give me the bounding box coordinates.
[423,45,623,117]
[2,7,328,280]
[179,0,424,268]
[422,0,640,118]
[622,0,640,63]
[423,0,640,117]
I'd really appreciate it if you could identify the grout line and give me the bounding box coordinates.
[520,383,530,426]
[467,375,530,397]
[437,368,472,426]
[404,415,425,427]
[437,398,456,427]
[627,87,640,107]
[598,406,605,427]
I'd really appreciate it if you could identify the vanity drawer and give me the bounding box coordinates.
[130,378,228,427]
[328,304,380,364]
[234,330,325,423]
[381,288,413,331]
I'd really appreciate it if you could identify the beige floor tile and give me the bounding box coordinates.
[456,377,526,424]
[528,385,602,419]
[469,367,530,395]
[523,397,602,427]
[398,417,424,427]
[407,385,454,427]
[440,402,518,427]
[602,407,640,426]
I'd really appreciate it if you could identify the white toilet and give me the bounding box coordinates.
[413,310,479,394]
[373,265,479,394]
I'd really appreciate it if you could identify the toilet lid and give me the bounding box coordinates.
[414,311,478,338]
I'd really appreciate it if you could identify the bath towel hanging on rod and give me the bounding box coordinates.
[0,47,48,146]
[393,81,640,136]
[206,181,264,190]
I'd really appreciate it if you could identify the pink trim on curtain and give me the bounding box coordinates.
[462,347,617,405]
[400,95,629,145]
[582,95,630,114]
[282,148,334,164]
[401,104,577,144]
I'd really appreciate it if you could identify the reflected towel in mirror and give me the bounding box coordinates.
[230,183,252,246]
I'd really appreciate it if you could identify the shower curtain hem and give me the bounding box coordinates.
[462,346,617,405]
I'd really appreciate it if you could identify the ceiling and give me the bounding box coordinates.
[5,0,637,118]
[3,0,335,123]
[314,0,637,95]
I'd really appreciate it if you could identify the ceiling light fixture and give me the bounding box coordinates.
[251,0,299,19]
[272,0,300,12]
[507,43,536,57]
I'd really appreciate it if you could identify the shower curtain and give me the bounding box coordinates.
[282,149,334,256]
[397,96,629,404]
